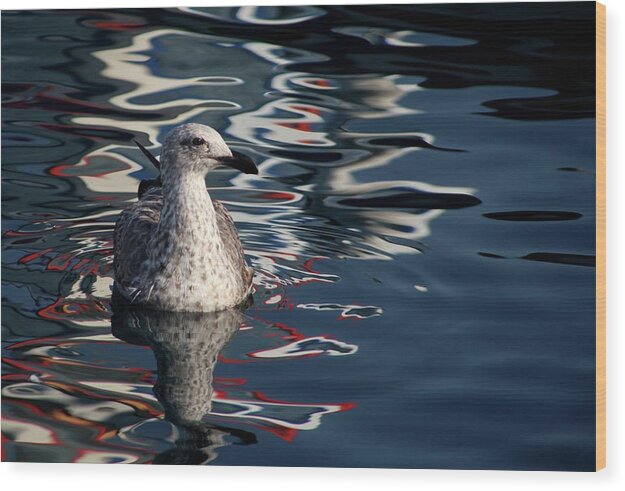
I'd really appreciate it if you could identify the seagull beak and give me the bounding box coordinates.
[216,150,258,175]
[134,140,161,169]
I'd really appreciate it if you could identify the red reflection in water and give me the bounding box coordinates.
[91,22,144,30]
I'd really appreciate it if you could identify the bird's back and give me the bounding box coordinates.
[113,187,162,290]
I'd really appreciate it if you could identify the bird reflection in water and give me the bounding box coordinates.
[111,297,256,464]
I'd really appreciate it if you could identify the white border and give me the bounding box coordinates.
[1,0,622,489]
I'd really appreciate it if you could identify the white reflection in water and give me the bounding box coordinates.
[249,337,358,359]
[178,5,327,26]
[2,418,57,445]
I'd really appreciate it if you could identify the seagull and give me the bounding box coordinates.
[113,123,257,312]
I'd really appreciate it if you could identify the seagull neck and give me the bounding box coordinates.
[160,171,217,232]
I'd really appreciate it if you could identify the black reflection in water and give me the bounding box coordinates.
[338,190,481,210]
[483,211,582,221]
[478,251,595,268]
[111,300,256,465]
[521,252,595,268]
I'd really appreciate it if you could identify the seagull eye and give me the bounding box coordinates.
[192,137,205,146]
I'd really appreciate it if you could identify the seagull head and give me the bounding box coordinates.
[135,123,258,181]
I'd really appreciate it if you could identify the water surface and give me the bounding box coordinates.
[2,2,596,469]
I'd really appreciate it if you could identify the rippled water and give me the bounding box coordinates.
[2,3,597,469]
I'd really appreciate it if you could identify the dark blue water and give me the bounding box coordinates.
[2,2,597,469]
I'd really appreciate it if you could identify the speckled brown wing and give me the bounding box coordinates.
[113,187,163,289]
[213,199,253,292]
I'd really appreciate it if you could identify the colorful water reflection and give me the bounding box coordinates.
[3,3,596,469]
